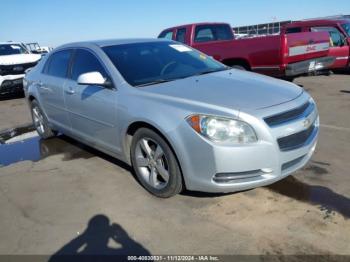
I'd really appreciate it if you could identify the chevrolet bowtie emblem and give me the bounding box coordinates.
[303,118,311,128]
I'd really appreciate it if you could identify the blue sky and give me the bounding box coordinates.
[1,0,349,47]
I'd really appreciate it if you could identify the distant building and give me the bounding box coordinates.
[232,15,350,37]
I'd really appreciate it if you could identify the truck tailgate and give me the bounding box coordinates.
[285,31,330,64]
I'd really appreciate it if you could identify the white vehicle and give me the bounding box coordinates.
[36,46,53,53]
[0,42,41,96]
[25,42,53,54]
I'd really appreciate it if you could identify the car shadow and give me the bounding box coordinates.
[49,214,152,261]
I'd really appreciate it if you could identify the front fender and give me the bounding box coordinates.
[117,90,239,173]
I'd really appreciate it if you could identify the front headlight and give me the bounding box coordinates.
[186,115,257,143]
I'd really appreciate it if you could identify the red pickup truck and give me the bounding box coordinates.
[158,22,334,79]
[283,19,350,71]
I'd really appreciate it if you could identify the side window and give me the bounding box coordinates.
[285,27,302,34]
[194,25,233,43]
[42,57,51,74]
[71,49,107,81]
[341,23,350,36]
[46,50,72,78]
[175,28,187,43]
[158,30,173,40]
[311,27,345,47]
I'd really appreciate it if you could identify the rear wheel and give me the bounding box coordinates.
[284,76,295,82]
[130,128,183,198]
[30,100,56,139]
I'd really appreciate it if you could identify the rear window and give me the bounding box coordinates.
[285,27,302,34]
[194,24,233,43]
[46,50,72,78]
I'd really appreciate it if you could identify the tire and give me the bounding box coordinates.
[130,128,183,198]
[284,76,295,82]
[231,65,247,71]
[30,100,56,139]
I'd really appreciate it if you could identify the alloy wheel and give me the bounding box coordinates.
[32,106,45,135]
[134,137,170,190]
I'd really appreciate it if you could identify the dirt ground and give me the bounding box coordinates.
[0,95,31,131]
[0,74,349,258]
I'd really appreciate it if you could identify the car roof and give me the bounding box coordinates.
[285,19,349,28]
[161,22,230,32]
[0,42,23,45]
[56,38,171,50]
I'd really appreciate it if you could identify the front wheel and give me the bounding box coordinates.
[30,100,56,139]
[130,128,183,198]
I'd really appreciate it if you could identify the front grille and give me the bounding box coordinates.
[278,124,315,151]
[0,62,38,75]
[264,101,311,127]
[0,79,23,95]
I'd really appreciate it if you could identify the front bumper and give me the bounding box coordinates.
[0,74,24,95]
[285,56,335,76]
[170,93,319,193]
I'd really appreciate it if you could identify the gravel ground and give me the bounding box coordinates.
[0,74,349,258]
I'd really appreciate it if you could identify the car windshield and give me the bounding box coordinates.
[0,44,28,56]
[102,41,228,87]
[341,23,350,36]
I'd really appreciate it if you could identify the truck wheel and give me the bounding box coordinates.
[284,77,295,82]
[231,65,247,71]
[30,100,56,139]
[131,128,183,198]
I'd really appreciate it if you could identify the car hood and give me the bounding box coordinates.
[142,70,303,111]
[0,54,41,65]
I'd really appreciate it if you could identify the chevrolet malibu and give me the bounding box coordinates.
[24,39,319,198]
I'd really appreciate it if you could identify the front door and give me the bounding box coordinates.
[64,49,118,153]
[311,26,349,69]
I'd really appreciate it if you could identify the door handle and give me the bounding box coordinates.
[65,87,75,95]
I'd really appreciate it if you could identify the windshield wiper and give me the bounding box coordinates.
[135,79,175,87]
[194,67,231,76]
[135,67,231,87]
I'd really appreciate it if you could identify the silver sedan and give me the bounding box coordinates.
[24,39,319,197]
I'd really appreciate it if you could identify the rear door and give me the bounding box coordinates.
[39,49,72,131]
[63,48,118,152]
[310,26,349,69]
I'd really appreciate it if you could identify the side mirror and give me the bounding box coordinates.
[347,37,350,45]
[77,72,113,88]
